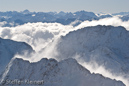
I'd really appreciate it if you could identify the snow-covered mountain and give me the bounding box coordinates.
[0,58,125,86]
[121,15,129,21]
[40,25,129,85]
[0,37,34,76]
[112,12,129,16]
[0,10,102,27]
[74,10,98,20]
[55,25,129,62]
[96,13,112,19]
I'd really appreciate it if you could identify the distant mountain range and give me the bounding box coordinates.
[0,10,129,27]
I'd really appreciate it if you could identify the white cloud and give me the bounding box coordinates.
[0,22,74,52]
[75,16,129,30]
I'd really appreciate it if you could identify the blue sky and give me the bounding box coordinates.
[0,0,129,13]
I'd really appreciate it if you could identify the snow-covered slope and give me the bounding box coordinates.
[56,25,129,58]
[0,58,125,86]
[41,25,129,85]
[0,37,34,76]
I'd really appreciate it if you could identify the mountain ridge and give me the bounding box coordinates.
[0,57,125,86]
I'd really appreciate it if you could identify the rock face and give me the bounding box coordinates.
[0,58,125,86]
[0,38,34,75]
